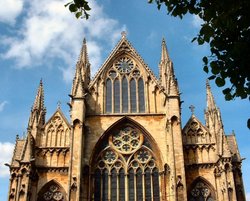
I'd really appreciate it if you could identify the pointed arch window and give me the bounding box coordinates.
[37,181,66,201]
[138,78,145,112]
[106,78,112,113]
[105,57,146,114]
[188,179,215,201]
[114,79,120,113]
[91,125,162,201]
[130,78,137,113]
[122,77,128,113]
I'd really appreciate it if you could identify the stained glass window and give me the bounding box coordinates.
[94,169,101,201]
[128,168,135,201]
[119,169,125,201]
[114,79,120,113]
[138,78,145,112]
[92,126,160,201]
[111,169,117,201]
[130,78,137,113]
[102,169,108,201]
[122,77,128,113]
[106,58,146,114]
[106,79,112,113]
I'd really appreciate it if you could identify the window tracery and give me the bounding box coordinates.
[189,180,215,201]
[38,183,65,201]
[105,56,145,114]
[92,125,161,201]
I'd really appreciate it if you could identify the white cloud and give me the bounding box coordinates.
[246,192,250,201]
[0,142,14,177]
[192,15,203,28]
[0,101,8,112]
[0,0,24,24]
[1,0,125,81]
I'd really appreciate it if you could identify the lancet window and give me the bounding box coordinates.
[105,57,145,113]
[92,125,161,201]
[188,180,215,201]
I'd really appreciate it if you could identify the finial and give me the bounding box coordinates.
[57,101,61,109]
[16,134,19,140]
[121,31,127,38]
[40,78,43,86]
[189,105,195,115]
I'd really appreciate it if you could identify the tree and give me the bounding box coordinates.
[66,0,250,128]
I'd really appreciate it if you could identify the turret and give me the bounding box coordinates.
[159,38,179,95]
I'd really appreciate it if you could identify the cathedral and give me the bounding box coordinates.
[7,33,246,201]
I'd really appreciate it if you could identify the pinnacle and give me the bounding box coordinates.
[161,37,170,62]
[206,80,216,110]
[33,79,45,111]
[78,37,89,64]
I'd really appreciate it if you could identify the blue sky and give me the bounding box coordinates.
[0,0,249,200]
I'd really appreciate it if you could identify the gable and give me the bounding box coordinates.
[86,36,167,115]
[39,109,70,147]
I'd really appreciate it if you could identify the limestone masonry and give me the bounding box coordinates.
[7,33,245,201]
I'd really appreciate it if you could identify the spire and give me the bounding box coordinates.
[28,80,46,128]
[159,38,179,95]
[206,79,217,111]
[205,80,225,156]
[32,79,45,112]
[78,38,89,65]
[71,38,90,97]
[71,64,85,97]
[160,38,170,62]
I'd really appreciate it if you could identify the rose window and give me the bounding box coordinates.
[110,126,143,154]
[115,57,134,73]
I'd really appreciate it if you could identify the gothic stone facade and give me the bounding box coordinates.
[7,34,245,201]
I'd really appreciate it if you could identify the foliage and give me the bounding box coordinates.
[65,0,91,19]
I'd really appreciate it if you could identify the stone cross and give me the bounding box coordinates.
[189,105,195,115]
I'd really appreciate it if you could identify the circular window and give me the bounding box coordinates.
[109,127,143,154]
[115,57,134,73]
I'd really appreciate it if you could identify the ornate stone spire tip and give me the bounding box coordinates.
[121,31,127,38]
[189,105,195,116]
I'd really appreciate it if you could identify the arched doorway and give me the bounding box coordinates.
[90,121,164,201]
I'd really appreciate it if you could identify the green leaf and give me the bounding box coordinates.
[69,4,78,12]
[215,77,225,87]
[247,118,250,129]
[222,88,231,95]
[208,75,216,80]
[225,93,233,101]
[75,11,82,18]
[84,3,91,11]
[202,56,208,64]
[203,65,209,73]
